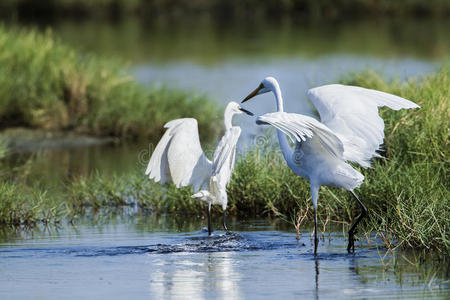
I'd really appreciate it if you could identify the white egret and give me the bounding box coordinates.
[242,77,419,254]
[145,101,253,235]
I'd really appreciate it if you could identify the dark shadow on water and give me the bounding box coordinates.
[0,230,310,258]
[0,230,386,262]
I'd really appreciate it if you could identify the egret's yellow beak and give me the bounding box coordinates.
[242,83,263,103]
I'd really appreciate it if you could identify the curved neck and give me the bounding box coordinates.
[272,86,292,165]
[273,83,284,112]
[224,109,234,130]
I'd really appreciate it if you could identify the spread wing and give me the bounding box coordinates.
[145,118,212,192]
[307,84,419,167]
[212,127,241,185]
[257,112,344,159]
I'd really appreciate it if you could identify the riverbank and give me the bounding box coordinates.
[0,26,221,141]
[1,67,448,254]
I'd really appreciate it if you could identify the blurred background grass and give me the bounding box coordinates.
[0,26,221,141]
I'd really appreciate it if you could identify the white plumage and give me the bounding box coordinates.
[146,118,212,192]
[242,77,419,254]
[307,84,419,167]
[145,101,253,234]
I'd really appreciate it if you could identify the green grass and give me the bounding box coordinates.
[0,64,448,253]
[0,26,221,141]
[341,68,449,253]
[0,181,65,226]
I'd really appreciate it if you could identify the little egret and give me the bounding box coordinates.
[145,101,253,235]
[242,77,419,254]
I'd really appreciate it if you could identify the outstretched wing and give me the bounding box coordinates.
[145,118,212,192]
[212,127,241,185]
[257,112,344,159]
[307,84,419,167]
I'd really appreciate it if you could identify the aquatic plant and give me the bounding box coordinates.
[0,181,65,226]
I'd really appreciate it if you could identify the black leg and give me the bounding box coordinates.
[314,207,318,256]
[207,203,212,236]
[347,191,367,253]
[222,210,228,232]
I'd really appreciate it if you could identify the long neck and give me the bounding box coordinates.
[273,83,284,112]
[272,85,293,165]
[224,108,234,130]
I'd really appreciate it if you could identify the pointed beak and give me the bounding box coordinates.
[239,107,254,116]
[242,83,263,103]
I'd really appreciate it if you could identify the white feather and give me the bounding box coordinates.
[213,127,241,185]
[145,101,246,214]
[146,118,212,192]
[307,84,419,167]
[257,112,344,159]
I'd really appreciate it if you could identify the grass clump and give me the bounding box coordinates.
[67,172,204,214]
[0,181,64,226]
[0,26,221,141]
[340,67,449,253]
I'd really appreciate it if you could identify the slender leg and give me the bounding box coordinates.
[222,210,229,232]
[310,183,320,256]
[347,191,368,253]
[314,207,318,256]
[207,203,212,236]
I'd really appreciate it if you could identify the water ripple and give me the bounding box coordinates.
[0,231,304,258]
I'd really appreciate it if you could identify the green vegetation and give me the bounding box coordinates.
[1,0,449,21]
[0,137,7,159]
[0,28,447,253]
[0,182,65,226]
[0,26,221,141]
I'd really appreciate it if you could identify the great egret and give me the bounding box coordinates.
[242,77,419,254]
[145,101,253,235]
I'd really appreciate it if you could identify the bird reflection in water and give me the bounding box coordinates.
[148,251,241,299]
[314,259,320,300]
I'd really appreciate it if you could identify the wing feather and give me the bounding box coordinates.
[145,118,212,192]
[257,112,344,159]
[307,84,419,167]
[212,127,241,185]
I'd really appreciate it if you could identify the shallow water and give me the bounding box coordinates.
[0,217,448,299]
[1,18,449,299]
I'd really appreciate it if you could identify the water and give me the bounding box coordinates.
[0,217,448,299]
[1,18,449,298]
